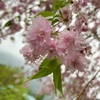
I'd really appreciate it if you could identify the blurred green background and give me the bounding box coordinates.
[0,64,45,100]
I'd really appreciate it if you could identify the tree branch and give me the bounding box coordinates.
[76,69,100,100]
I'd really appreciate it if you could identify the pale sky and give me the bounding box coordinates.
[0,32,25,67]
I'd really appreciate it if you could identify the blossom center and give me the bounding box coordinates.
[38,29,45,37]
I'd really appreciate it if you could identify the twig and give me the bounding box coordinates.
[76,69,100,100]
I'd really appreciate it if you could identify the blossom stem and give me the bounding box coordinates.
[76,69,100,100]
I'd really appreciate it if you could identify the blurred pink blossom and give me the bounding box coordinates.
[0,1,5,10]
[80,0,89,6]
[91,0,100,7]
[20,0,27,2]
[61,5,71,20]
[12,5,25,14]
[74,15,88,32]
[10,22,22,33]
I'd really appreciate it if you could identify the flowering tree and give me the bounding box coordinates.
[0,0,100,99]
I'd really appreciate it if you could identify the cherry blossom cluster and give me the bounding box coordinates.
[0,0,100,99]
[20,15,89,72]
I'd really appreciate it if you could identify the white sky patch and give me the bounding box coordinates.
[0,32,25,66]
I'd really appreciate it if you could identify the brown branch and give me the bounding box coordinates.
[76,69,100,100]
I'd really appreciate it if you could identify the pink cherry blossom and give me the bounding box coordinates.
[74,16,87,32]
[80,0,89,6]
[27,15,52,43]
[20,45,33,61]
[24,15,52,59]
[46,39,58,58]
[63,52,88,72]
[20,15,89,72]
[57,29,88,71]
[61,5,71,20]
[57,29,84,53]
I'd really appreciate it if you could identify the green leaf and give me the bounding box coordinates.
[40,11,54,17]
[27,68,52,80]
[39,58,51,70]
[4,20,12,27]
[36,95,45,100]
[52,0,69,13]
[39,58,60,71]
[53,65,64,97]
[26,58,61,82]
[52,0,63,12]
[61,2,69,7]
[25,58,64,96]
[52,18,59,25]
[17,15,21,21]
